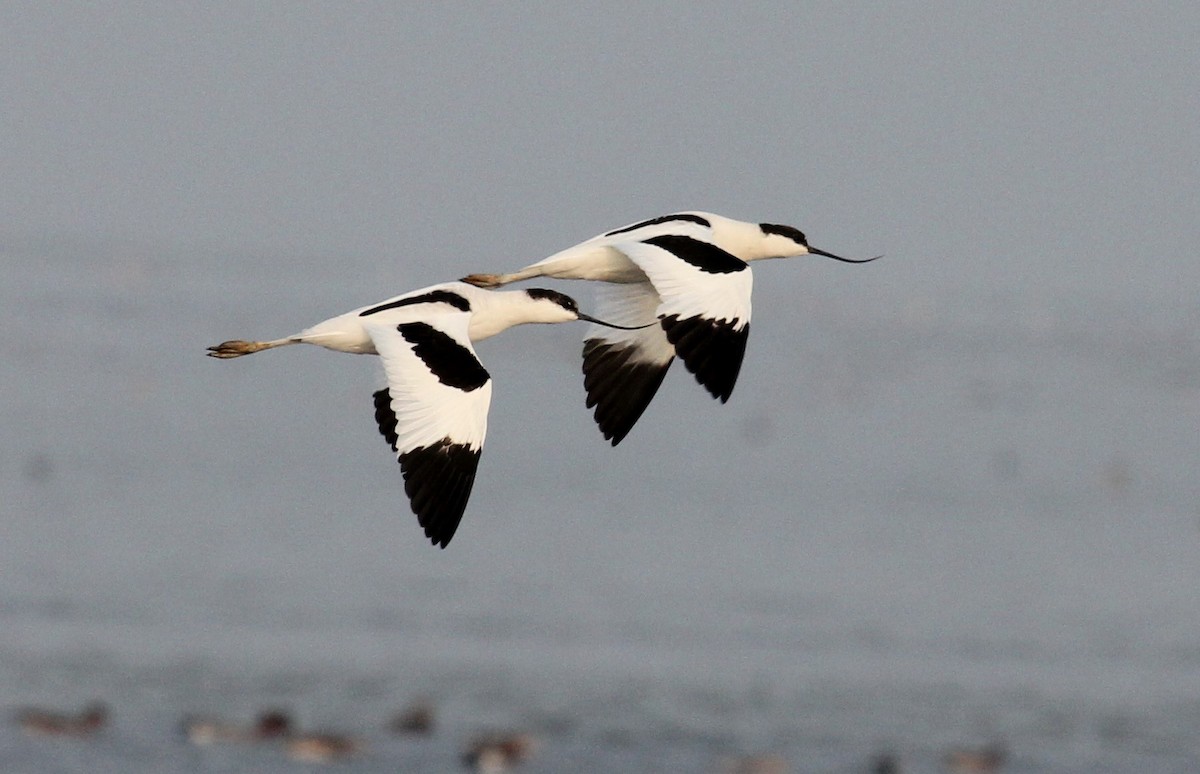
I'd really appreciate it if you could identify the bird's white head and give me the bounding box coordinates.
[469,286,649,340]
[757,222,814,259]
[701,213,853,263]
[756,221,881,265]
[632,211,879,265]
[521,288,653,331]
[521,288,588,324]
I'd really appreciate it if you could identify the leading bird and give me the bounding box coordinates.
[463,212,878,444]
[207,282,645,548]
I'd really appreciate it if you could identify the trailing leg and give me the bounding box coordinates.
[206,338,298,359]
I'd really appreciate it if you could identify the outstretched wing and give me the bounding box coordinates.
[366,314,491,548]
[619,232,753,403]
[581,281,675,445]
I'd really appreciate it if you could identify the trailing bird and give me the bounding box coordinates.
[208,281,646,548]
[463,211,877,444]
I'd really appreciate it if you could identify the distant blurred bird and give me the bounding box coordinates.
[180,709,292,745]
[16,701,108,736]
[462,731,539,772]
[872,750,901,774]
[715,753,789,773]
[942,742,1007,772]
[463,211,878,444]
[388,697,435,735]
[285,731,361,763]
[208,281,647,548]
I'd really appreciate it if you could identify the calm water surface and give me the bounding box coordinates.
[2,246,1198,772]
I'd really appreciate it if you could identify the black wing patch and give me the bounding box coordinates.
[604,213,712,237]
[359,290,471,317]
[397,322,489,391]
[661,315,749,403]
[373,388,400,451]
[399,439,481,549]
[642,234,747,274]
[582,339,674,446]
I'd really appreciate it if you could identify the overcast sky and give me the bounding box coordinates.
[3,2,1197,320]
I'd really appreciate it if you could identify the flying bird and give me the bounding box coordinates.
[463,212,878,444]
[207,282,646,548]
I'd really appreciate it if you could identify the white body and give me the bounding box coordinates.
[515,211,804,283]
[292,281,579,354]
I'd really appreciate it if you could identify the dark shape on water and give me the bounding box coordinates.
[462,731,539,772]
[943,742,1007,773]
[286,732,361,762]
[180,709,293,745]
[17,701,108,737]
[715,753,789,774]
[388,698,435,735]
[871,750,900,774]
[23,452,54,483]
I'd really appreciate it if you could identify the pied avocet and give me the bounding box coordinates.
[463,212,878,444]
[207,282,646,547]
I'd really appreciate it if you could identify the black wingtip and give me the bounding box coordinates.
[398,440,481,549]
[373,389,400,451]
[660,316,749,403]
[582,339,673,446]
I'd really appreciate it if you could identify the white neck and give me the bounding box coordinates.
[465,288,563,342]
[702,214,782,262]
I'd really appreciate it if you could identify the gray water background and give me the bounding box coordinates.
[2,241,1198,772]
[2,3,1199,772]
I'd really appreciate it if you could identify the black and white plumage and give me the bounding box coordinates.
[207,282,641,548]
[463,212,878,445]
